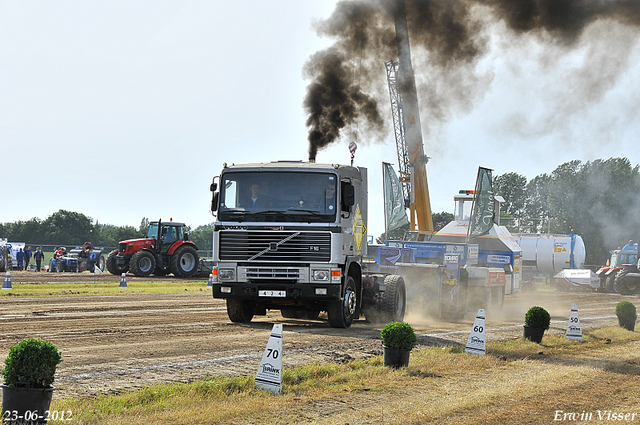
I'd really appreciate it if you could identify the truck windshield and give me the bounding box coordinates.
[217,171,338,222]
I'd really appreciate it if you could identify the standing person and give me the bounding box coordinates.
[16,248,25,271]
[24,246,32,271]
[33,247,45,272]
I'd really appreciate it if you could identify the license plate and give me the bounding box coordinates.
[259,290,286,297]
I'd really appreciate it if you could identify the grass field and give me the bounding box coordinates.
[0,281,209,297]
[47,327,640,424]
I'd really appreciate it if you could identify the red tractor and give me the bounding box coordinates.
[596,241,637,293]
[106,219,199,278]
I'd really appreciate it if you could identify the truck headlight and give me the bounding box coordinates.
[218,269,235,280]
[312,270,329,281]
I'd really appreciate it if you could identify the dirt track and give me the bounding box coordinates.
[0,271,633,398]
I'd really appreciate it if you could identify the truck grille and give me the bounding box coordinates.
[245,267,301,280]
[219,230,331,262]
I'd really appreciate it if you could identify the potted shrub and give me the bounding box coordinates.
[523,306,551,343]
[615,301,637,331]
[1,338,62,423]
[381,322,417,368]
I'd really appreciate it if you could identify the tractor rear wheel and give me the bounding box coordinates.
[615,271,636,295]
[130,251,156,277]
[106,249,128,275]
[170,245,199,277]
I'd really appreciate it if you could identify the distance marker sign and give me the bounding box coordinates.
[566,304,583,341]
[255,324,283,394]
[465,309,486,355]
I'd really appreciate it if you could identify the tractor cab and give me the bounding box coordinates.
[148,221,186,251]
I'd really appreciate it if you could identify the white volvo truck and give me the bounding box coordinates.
[209,160,406,328]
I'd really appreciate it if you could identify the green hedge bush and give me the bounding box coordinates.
[381,322,417,351]
[524,306,551,330]
[615,301,637,322]
[1,338,62,388]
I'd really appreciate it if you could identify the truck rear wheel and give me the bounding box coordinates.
[328,276,356,328]
[170,245,199,277]
[382,275,406,323]
[227,299,254,323]
[130,251,156,277]
[106,249,128,275]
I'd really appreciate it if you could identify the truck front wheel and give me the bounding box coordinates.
[328,276,356,328]
[227,299,255,323]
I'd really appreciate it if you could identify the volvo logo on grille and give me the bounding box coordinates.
[223,225,248,230]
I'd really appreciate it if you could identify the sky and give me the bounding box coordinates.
[2,1,640,239]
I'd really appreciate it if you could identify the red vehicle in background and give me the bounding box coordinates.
[106,219,199,278]
[596,241,637,293]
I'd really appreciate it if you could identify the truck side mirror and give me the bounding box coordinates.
[342,184,355,208]
[211,192,219,213]
[184,233,189,241]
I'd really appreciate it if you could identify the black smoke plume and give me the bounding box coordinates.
[303,0,640,161]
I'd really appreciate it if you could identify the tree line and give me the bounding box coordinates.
[0,211,214,252]
[494,157,640,266]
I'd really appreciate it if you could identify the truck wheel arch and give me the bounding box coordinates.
[345,259,363,314]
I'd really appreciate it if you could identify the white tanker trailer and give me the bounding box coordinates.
[514,233,586,274]
[513,233,590,289]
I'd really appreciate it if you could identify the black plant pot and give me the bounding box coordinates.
[523,325,545,343]
[2,384,54,424]
[617,317,636,332]
[383,345,411,368]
